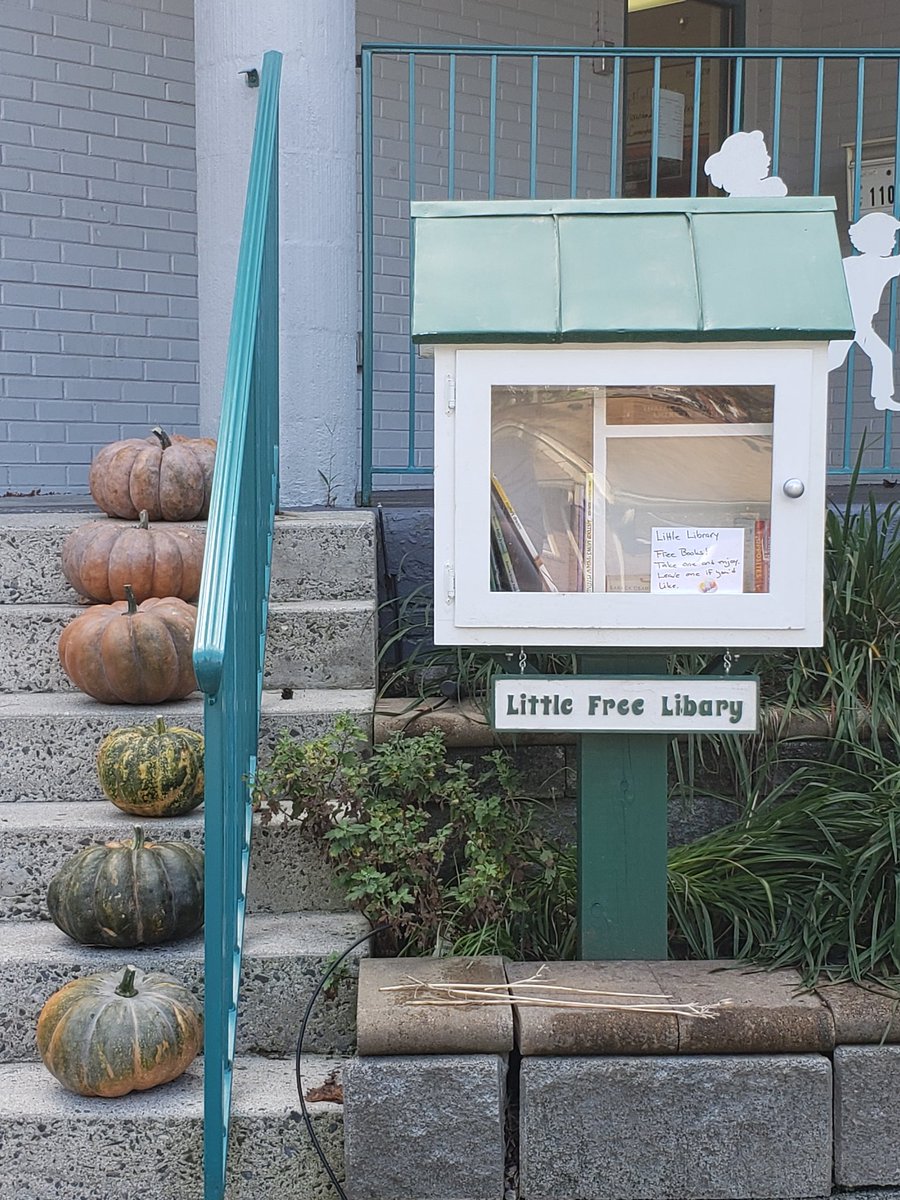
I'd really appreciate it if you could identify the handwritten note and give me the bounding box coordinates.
[650,527,745,595]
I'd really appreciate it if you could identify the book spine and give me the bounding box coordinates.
[583,473,594,592]
[491,505,520,592]
[491,474,559,593]
[754,518,770,592]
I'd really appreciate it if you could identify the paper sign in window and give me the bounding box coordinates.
[650,527,745,594]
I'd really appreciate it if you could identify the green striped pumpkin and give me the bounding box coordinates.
[47,825,204,947]
[97,716,204,816]
[37,965,203,1097]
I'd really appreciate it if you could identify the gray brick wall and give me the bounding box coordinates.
[2,0,898,494]
[0,0,196,495]
[358,0,622,488]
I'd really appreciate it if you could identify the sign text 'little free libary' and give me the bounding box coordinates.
[493,676,759,733]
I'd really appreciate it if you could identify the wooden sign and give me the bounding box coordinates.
[492,675,759,733]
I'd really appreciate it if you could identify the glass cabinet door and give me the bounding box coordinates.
[490,382,774,597]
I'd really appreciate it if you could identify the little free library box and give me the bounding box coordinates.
[412,196,853,650]
[413,195,851,958]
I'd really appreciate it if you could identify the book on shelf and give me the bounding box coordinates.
[753,517,770,592]
[490,475,559,593]
[490,506,520,592]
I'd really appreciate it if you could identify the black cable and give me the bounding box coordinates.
[295,924,390,1199]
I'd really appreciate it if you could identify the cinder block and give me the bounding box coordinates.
[520,1054,832,1200]
[834,1045,900,1187]
[344,1055,507,1200]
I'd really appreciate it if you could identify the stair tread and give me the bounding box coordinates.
[0,509,377,608]
[0,686,374,722]
[0,509,374,529]
[0,914,366,1061]
[0,1053,346,1117]
[0,597,375,612]
[0,910,369,961]
[0,799,350,921]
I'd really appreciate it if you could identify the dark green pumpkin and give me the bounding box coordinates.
[47,826,204,947]
[37,965,203,1097]
[97,716,204,816]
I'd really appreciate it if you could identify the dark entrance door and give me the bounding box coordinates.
[624,0,743,196]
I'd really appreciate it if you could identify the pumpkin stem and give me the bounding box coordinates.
[116,966,139,998]
[123,584,138,616]
[131,825,145,849]
[151,426,172,450]
[138,509,150,530]
[154,716,167,736]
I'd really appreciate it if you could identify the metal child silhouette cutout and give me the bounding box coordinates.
[703,130,788,198]
[704,129,900,412]
[827,211,900,412]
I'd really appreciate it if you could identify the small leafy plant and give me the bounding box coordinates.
[253,715,570,957]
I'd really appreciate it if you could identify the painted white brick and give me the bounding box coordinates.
[33,263,92,286]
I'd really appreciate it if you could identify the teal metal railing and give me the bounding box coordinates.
[360,46,900,501]
[193,50,282,1200]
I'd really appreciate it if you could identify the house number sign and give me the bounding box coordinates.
[493,675,759,734]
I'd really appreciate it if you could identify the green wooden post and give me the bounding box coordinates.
[577,652,669,960]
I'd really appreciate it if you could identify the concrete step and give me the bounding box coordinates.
[0,802,347,921]
[0,508,376,604]
[0,911,368,1063]
[0,1054,346,1200]
[0,688,374,802]
[0,599,376,692]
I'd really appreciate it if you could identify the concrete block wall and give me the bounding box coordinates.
[0,0,197,496]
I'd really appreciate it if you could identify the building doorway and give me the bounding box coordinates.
[624,0,743,196]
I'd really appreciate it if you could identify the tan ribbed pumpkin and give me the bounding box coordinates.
[61,510,205,604]
[37,965,202,1097]
[58,586,197,704]
[89,427,216,522]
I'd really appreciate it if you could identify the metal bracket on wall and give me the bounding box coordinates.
[240,68,260,88]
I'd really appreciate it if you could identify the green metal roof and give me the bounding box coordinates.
[411,197,853,343]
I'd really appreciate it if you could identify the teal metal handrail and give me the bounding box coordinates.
[193,49,282,1200]
[360,44,900,500]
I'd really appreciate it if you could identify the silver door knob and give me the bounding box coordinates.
[783,479,805,498]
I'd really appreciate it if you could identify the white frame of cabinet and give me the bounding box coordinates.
[432,342,828,648]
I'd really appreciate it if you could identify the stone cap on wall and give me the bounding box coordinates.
[356,956,515,1056]
[357,957,900,1056]
[374,696,881,748]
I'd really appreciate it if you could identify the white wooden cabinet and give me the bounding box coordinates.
[433,342,828,648]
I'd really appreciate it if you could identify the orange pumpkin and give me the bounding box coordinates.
[89,427,216,522]
[61,510,205,604]
[58,586,197,704]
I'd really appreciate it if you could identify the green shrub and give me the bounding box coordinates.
[253,715,572,958]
